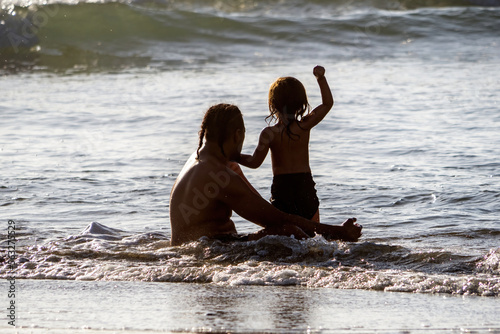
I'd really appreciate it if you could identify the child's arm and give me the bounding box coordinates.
[300,65,334,130]
[238,127,272,169]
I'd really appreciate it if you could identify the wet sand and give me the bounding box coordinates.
[5,279,499,334]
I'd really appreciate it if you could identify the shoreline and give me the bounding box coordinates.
[3,279,499,334]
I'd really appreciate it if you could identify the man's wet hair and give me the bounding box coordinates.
[197,103,244,159]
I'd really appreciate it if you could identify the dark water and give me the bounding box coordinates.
[1,0,499,72]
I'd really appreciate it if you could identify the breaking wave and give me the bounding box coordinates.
[1,0,499,72]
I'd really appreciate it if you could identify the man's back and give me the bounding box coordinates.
[169,153,237,245]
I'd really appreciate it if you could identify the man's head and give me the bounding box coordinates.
[197,103,245,160]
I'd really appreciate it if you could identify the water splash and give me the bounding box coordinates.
[2,222,498,296]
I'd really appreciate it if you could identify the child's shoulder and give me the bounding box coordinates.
[261,124,282,137]
[267,122,284,130]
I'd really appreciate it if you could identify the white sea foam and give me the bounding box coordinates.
[3,223,499,296]
[1,2,499,332]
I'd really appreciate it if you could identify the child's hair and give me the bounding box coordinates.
[197,103,244,159]
[267,76,310,139]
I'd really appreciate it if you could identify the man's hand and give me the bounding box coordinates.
[341,218,362,242]
[317,217,363,242]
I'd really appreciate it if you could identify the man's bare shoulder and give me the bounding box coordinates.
[178,158,225,186]
[188,155,244,187]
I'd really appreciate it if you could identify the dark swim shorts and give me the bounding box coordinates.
[270,172,319,220]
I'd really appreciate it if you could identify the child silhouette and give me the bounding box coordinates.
[238,66,333,222]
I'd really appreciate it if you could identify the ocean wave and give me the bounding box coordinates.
[2,0,500,10]
[2,222,499,296]
[1,0,499,73]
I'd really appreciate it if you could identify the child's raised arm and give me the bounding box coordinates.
[300,65,334,130]
[238,127,273,169]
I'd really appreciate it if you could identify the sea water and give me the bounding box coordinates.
[10,279,500,333]
[1,0,499,333]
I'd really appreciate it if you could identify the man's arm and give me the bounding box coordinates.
[238,128,272,169]
[220,169,362,241]
[300,66,334,130]
[220,169,285,229]
[227,161,260,195]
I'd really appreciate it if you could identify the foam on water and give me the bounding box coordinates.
[1,1,499,332]
[1,0,499,319]
[3,222,499,296]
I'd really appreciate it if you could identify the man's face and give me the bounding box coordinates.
[236,126,245,154]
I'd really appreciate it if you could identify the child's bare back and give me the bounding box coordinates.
[264,122,311,175]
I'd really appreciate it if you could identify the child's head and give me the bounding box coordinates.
[267,76,310,138]
[197,103,244,159]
